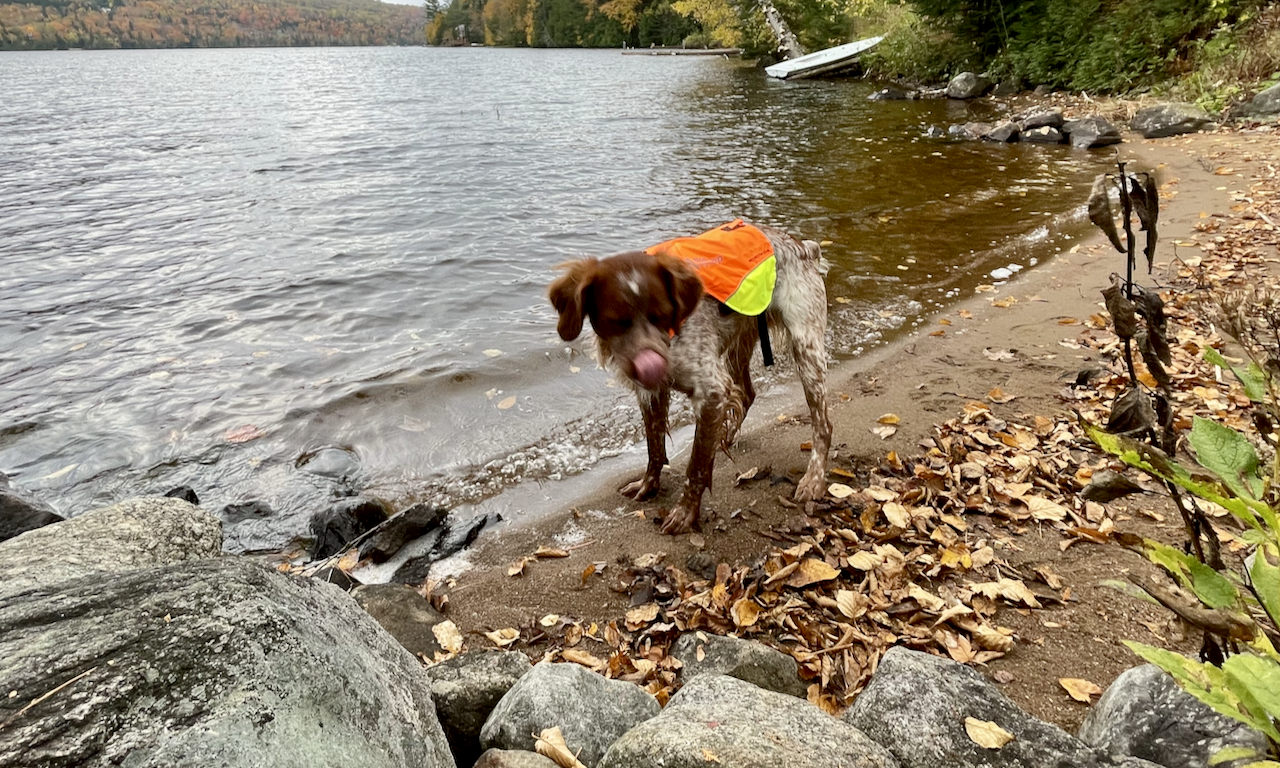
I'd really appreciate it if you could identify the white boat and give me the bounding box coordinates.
[765,35,885,80]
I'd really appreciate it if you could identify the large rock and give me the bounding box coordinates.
[670,633,807,697]
[0,496,221,599]
[360,503,449,563]
[475,750,560,768]
[1021,108,1064,130]
[984,122,1021,142]
[600,674,899,768]
[426,651,533,766]
[1023,126,1065,143]
[0,474,63,542]
[0,558,455,768]
[1239,82,1280,117]
[1064,116,1123,148]
[1131,103,1216,138]
[1079,664,1270,768]
[480,661,660,766]
[352,583,451,658]
[947,72,993,99]
[845,647,1158,768]
[310,496,389,559]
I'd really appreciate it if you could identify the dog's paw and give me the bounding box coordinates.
[620,475,661,500]
[793,471,826,503]
[659,503,700,535]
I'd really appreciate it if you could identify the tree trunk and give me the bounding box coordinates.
[756,0,804,60]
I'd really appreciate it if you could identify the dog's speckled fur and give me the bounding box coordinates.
[549,224,831,534]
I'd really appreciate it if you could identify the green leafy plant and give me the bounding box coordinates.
[1082,172,1280,759]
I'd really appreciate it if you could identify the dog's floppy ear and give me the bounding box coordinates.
[654,254,704,331]
[549,259,597,341]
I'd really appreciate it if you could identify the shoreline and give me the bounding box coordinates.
[423,124,1280,730]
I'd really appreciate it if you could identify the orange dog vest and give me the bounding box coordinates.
[645,220,777,317]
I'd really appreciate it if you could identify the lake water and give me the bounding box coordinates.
[0,46,1111,551]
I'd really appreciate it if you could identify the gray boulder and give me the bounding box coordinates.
[1079,664,1270,768]
[1021,108,1064,130]
[0,475,62,542]
[0,558,455,768]
[845,647,1155,768]
[426,651,533,766]
[947,72,993,99]
[480,661,660,767]
[0,496,221,599]
[475,750,561,768]
[1064,116,1123,148]
[992,81,1020,97]
[1023,126,1065,143]
[352,583,451,658]
[1237,82,1280,117]
[670,633,807,697]
[960,122,995,139]
[1131,103,1217,138]
[984,122,1021,142]
[600,674,898,768]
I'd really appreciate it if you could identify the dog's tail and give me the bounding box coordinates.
[800,239,830,276]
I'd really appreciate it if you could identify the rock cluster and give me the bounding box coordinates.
[2,497,1267,768]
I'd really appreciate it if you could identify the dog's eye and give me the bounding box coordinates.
[647,314,665,328]
[616,317,632,331]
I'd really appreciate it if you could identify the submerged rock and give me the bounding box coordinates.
[670,633,807,697]
[0,496,220,599]
[869,86,913,101]
[600,674,898,768]
[163,485,201,505]
[426,650,532,766]
[480,661,660,767]
[0,558,455,768]
[297,446,363,481]
[1079,664,1270,768]
[0,474,62,542]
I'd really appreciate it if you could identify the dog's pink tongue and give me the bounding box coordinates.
[633,350,667,389]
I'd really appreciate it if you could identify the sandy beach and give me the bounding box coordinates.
[418,122,1280,730]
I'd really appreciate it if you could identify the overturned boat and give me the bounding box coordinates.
[765,35,884,81]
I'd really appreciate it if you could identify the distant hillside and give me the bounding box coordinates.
[0,0,425,49]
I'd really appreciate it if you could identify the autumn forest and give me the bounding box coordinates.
[0,0,427,49]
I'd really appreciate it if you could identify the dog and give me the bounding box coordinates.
[548,221,832,535]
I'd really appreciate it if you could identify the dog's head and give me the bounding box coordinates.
[549,251,703,389]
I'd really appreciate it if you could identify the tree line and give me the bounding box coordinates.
[0,0,425,49]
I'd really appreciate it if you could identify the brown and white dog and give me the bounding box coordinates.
[549,224,832,534]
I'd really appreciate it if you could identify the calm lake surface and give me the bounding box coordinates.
[0,47,1111,550]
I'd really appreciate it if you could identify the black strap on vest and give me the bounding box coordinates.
[757,313,774,367]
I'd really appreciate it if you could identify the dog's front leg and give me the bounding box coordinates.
[660,392,723,535]
[620,387,669,500]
